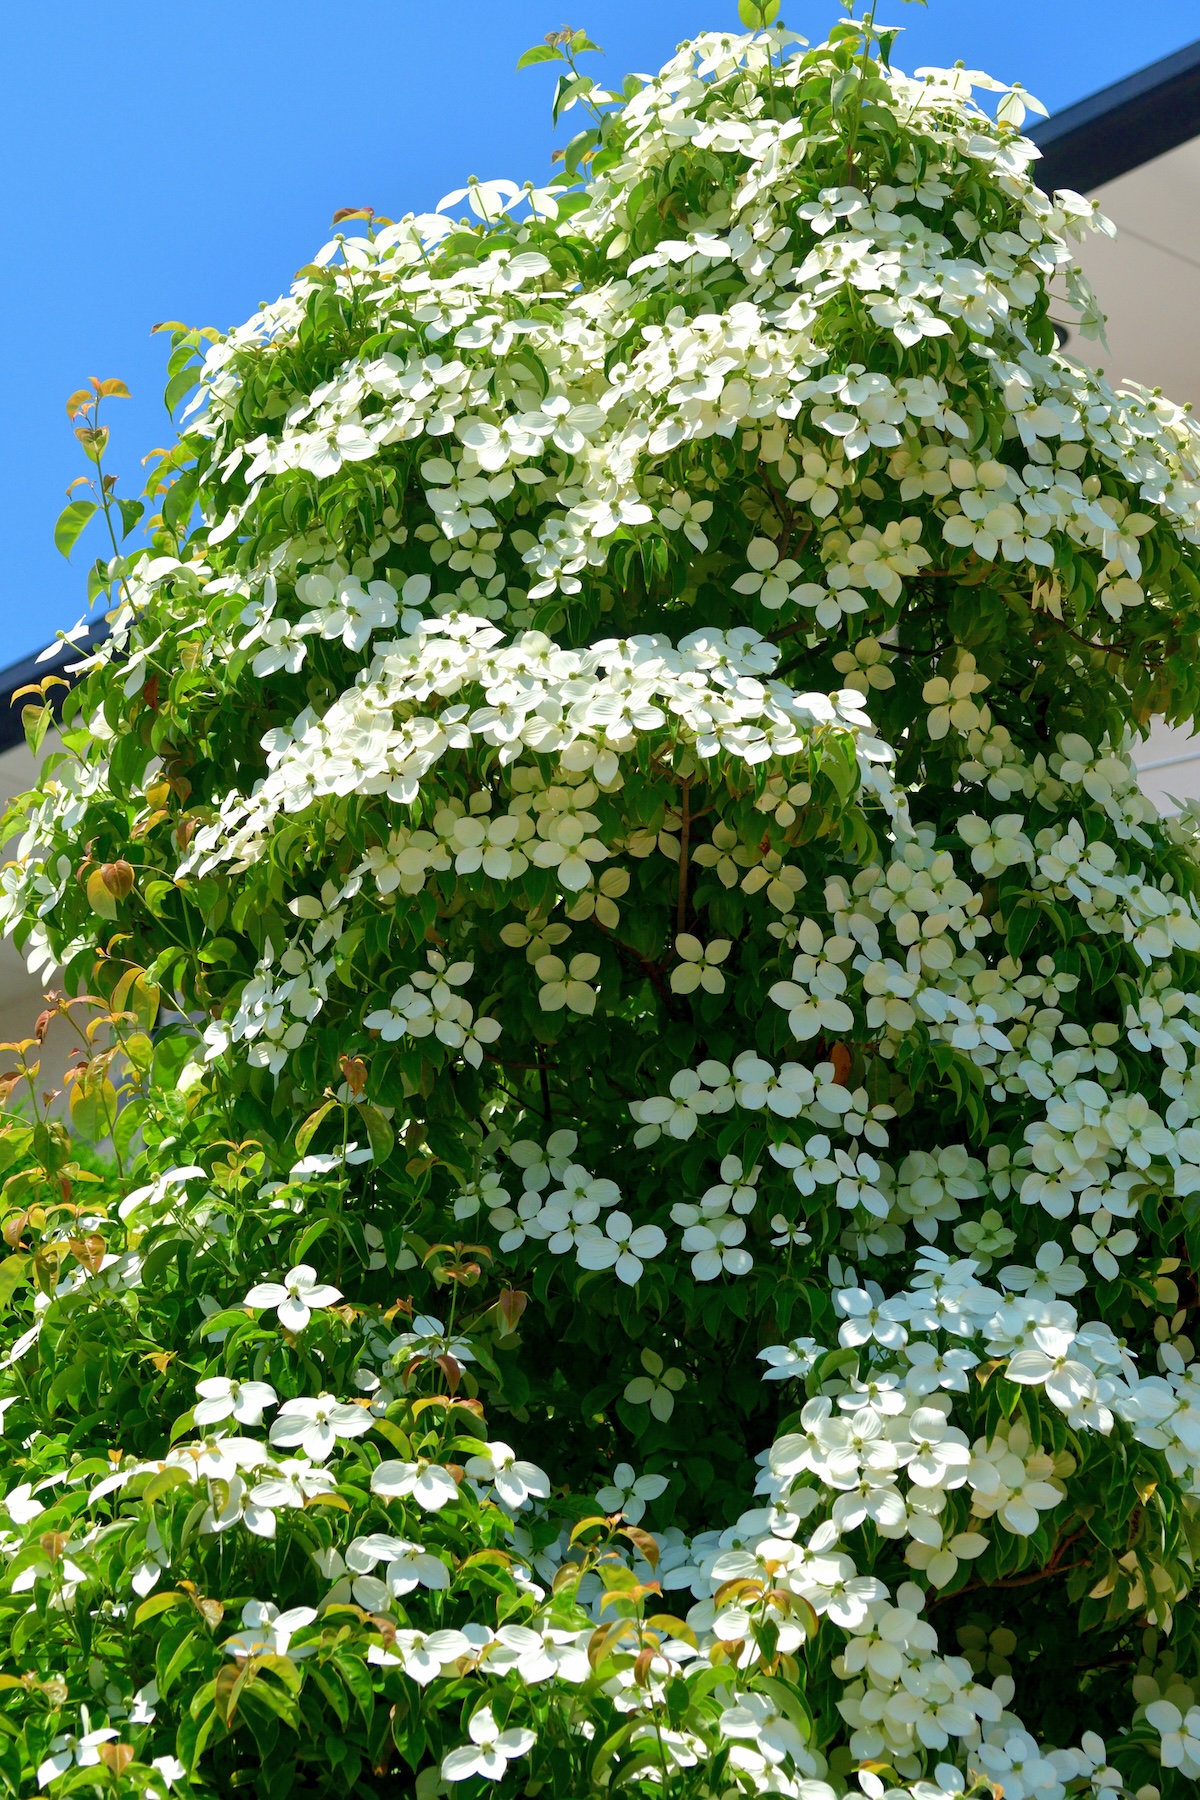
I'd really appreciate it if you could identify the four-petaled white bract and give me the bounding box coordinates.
[268,1394,372,1461]
[595,1461,670,1523]
[371,1458,461,1510]
[573,1210,667,1285]
[194,1376,278,1428]
[464,1440,551,1510]
[442,1706,536,1783]
[222,1599,319,1660]
[244,1264,342,1331]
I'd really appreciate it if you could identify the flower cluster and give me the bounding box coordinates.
[2,15,1200,1800]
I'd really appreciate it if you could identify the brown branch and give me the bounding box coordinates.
[590,916,674,1006]
[482,1054,559,1071]
[1032,619,1133,659]
[928,1524,1090,1609]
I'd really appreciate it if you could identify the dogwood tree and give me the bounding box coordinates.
[1,10,1200,1799]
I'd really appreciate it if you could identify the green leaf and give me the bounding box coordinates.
[292,1215,336,1265]
[54,499,97,559]
[135,1590,189,1627]
[69,1074,118,1142]
[86,557,110,604]
[22,703,52,757]
[117,498,145,540]
[111,968,161,1031]
[356,1101,394,1164]
[295,1098,337,1158]
[737,0,780,25]
[164,365,201,414]
[516,43,563,70]
[85,868,119,921]
[0,1254,30,1313]
[332,1651,374,1723]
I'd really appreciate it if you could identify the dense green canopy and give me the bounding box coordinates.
[1,14,1199,1800]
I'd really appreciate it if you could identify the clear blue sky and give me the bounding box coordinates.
[3,0,1199,666]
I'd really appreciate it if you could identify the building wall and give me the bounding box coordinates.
[0,738,77,1102]
[1051,134,1200,813]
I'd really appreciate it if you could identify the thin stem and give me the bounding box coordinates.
[843,1,880,183]
[676,778,692,938]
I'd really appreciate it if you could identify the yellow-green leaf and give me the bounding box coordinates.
[135,1590,189,1627]
[295,1098,337,1158]
[517,43,564,70]
[0,1253,30,1312]
[54,499,97,559]
[86,868,118,921]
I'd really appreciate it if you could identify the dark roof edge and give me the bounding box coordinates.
[0,622,110,755]
[1029,37,1200,193]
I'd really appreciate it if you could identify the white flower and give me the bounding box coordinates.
[345,1532,450,1599]
[834,1285,908,1350]
[442,1707,535,1783]
[770,1212,814,1250]
[465,1441,551,1510]
[437,176,521,220]
[4,1480,45,1524]
[969,1427,1064,1536]
[536,951,601,1014]
[1071,1208,1139,1280]
[670,933,731,995]
[957,812,1033,877]
[1146,1698,1200,1775]
[732,537,804,609]
[1006,1326,1096,1413]
[868,293,953,347]
[899,1406,972,1487]
[244,1263,342,1330]
[379,1626,474,1685]
[977,1731,1063,1800]
[37,1729,120,1788]
[768,920,856,1040]
[999,1241,1086,1300]
[388,1314,476,1367]
[222,1599,318,1660]
[903,1341,978,1395]
[268,1393,372,1461]
[659,489,713,550]
[922,654,989,739]
[371,1458,461,1510]
[299,420,377,480]
[194,1377,278,1429]
[771,1133,838,1193]
[758,1338,823,1380]
[632,1068,721,1142]
[680,1215,752,1281]
[623,1349,687,1421]
[574,1210,666,1284]
[595,1460,670,1523]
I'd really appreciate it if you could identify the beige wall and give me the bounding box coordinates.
[0,739,78,1102]
[1059,135,1200,812]
[1059,136,1200,414]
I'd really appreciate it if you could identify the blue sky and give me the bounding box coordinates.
[3,0,1199,666]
